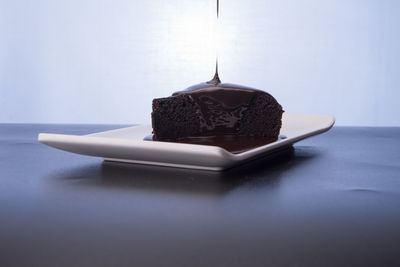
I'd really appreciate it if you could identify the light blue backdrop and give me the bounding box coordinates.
[1,0,399,126]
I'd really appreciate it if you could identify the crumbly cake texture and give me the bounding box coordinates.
[152,95,202,140]
[151,92,283,141]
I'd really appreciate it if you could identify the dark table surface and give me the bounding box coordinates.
[0,124,400,267]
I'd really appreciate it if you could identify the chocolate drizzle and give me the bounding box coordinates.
[169,0,267,133]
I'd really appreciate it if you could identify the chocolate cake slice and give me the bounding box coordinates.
[151,81,284,143]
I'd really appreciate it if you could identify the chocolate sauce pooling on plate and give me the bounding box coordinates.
[144,135,283,154]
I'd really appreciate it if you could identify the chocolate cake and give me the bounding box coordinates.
[151,77,284,146]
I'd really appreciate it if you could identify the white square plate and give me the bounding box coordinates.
[38,113,334,171]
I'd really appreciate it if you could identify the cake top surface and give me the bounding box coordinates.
[173,73,263,94]
[172,75,272,109]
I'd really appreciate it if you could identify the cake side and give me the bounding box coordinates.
[152,94,201,141]
[152,90,283,141]
[238,93,283,138]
